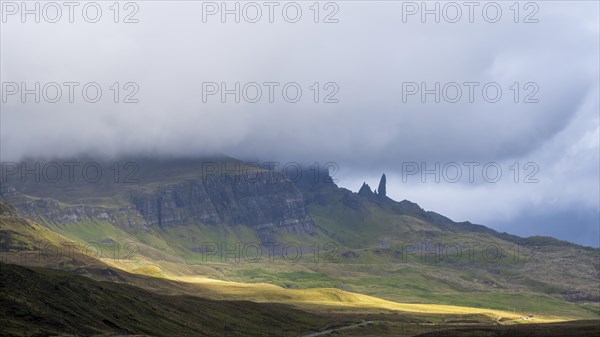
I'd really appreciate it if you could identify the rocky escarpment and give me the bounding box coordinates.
[131,172,316,235]
[2,195,149,232]
[1,171,316,237]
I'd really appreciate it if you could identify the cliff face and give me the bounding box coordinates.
[131,172,315,234]
[2,171,316,237]
[3,196,149,232]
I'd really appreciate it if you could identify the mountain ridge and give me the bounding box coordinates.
[0,155,593,249]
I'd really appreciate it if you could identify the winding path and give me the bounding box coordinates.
[301,321,374,337]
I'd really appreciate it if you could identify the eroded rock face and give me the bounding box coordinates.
[4,195,149,232]
[3,171,316,236]
[131,172,315,234]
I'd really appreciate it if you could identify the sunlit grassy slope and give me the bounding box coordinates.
[5,196,597,323]
[98,257,574,324]
[0,262,334,337]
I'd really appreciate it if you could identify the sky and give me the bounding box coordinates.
[1,1,599,246]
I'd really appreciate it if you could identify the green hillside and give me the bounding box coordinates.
[0,262,333,337]
[1,156,598,334]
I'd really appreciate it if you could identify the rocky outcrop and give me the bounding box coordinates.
[357,174,387,198]
[358,183,373,196]
[377,174,386,197]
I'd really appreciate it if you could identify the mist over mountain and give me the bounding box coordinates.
[2,2,598,248]
[1,1,599,335]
